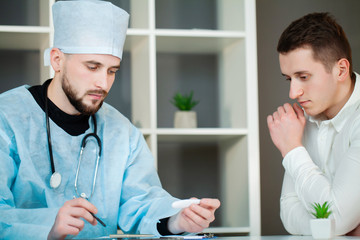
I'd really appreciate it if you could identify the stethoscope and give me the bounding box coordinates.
[45,85,102,200]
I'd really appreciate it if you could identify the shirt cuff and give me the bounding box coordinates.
[282,146,314,177]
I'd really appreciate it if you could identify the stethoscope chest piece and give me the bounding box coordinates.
[50,171,62,189]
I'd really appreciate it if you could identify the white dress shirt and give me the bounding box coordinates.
[280,73,360,235]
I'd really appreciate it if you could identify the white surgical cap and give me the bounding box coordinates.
[44,0,129,66]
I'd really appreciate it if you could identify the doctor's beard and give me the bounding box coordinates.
[61,74,108,115]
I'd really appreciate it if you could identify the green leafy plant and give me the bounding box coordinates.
[311,201,332,219]
[170,91,199,111]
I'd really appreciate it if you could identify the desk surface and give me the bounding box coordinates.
[77,236,360,240]
[216,236,360,240]
[103,236,360,240]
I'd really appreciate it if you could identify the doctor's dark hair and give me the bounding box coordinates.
[277,12,355,80]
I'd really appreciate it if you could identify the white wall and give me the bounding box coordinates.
[256,0,360,235]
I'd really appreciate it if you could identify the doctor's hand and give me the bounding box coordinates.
[267,103,306,157]
[48,198,98,240]
[168,198,221,234]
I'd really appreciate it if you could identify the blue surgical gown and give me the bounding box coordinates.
[0,86,179,239]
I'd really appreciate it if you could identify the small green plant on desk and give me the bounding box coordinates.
[170,91,199,111]
[310,201,334,239]
[311,201,332,219]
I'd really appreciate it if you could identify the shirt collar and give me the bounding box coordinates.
[308,72,360,132]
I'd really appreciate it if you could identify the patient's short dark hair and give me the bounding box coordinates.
[277,12,354,80]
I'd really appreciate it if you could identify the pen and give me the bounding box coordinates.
[72,196,106,227]
[90,212,106,227]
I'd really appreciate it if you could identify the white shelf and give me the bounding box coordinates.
[0,25,51,33]
[0,26,51,50]
[126,28,151,36]
[139,128,152,136]
[156,128,247,142]
[155,29,246,38]
[155,29,245,54]
[157,128,248,135]
[123,34,148,52]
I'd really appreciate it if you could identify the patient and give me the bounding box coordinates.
[267,12,360,235]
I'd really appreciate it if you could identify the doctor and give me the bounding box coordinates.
[0,1,220,239]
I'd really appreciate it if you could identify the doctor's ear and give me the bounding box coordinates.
[49,48,65,72]
[336,58,350,82]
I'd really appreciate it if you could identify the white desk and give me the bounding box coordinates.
[102,235,360,240]
[227,236,360,240]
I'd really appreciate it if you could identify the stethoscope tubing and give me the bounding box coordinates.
[45,82,102,197]
[74,132,102,199]
[45,87,56,174]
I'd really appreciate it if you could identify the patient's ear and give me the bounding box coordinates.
[336,58,350,82]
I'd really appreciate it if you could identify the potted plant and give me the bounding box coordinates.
[170,91,199,128]
[310,201,335,239]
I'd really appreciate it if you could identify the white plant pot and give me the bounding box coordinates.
[174,111,197,128]
[310,218,335,239]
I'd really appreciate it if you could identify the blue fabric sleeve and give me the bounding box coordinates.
[0,115,58,239]
[117,125,179,236]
